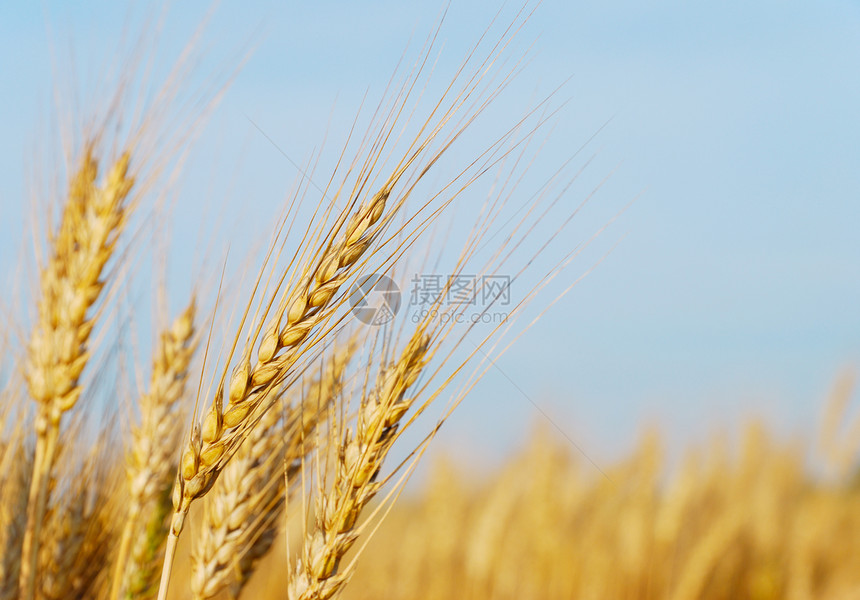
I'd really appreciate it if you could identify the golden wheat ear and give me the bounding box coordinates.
[158,5,551,598]
[163,16,528,575]
[19,147,135,600]
[191,405,287,600]
[289,328,431,600]
[17,11,239,593]
[160,56,468,599]
[156,186,391,600]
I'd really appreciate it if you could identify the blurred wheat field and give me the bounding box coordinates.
[344,421,860,600]
[2,3,859,600]
[227,374,860,600]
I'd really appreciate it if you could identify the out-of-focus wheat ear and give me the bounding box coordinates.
[38,448,119,600]
[192,342,354,600]
[819,370,859,478]
[38,485,88,600]
[288,330,431,600]
[20,146,135,600]
[110,300,197,600]
[668,507,746,600]
[0,433,31,600]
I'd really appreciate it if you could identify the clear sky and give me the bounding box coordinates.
[1,1,859,468]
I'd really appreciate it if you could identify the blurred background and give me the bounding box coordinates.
[1,0,858,472]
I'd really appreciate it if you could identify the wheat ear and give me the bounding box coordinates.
[110,300,197,600]
[157,174,401,600]
[158,11,534,595]
[288,330,430,600]
[181,183,387,496]
[20,147,135,600]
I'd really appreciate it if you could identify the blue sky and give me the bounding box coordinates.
[1,1,859,467]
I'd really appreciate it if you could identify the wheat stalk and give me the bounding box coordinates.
[20,147,135,600]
